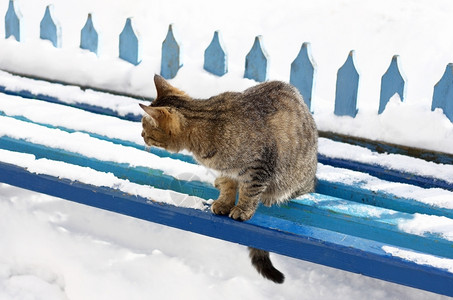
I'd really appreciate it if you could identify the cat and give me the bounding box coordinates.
[140,74,318,283]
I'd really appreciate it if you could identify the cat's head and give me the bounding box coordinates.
[140,75,189,152]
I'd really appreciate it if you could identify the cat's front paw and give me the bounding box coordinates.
[211,200,234,215]
[229,206,255,221]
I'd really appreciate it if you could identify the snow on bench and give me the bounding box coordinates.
[0,79,452,297]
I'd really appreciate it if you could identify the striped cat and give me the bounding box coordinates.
[140,75,318,283]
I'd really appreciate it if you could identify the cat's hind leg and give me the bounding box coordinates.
[211,177,238,215]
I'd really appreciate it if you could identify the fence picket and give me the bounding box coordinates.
[119,18,141,65]
[161,24,182,79]
[3,6,453,126]
[244,35,268,82]
[290,42,316,111]
[432,63,453,122]
[335,50,359,117]
[379,55,406,114]
[204,31,228,76]
[5,0,22,42]
[40,5,61,48]
[80,13,98,55]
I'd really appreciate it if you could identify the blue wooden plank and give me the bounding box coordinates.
[0,94,450,192]
[204,31,228,76]
[5,0,22,41]
[379,55,406,114]
[3,110,452,221]
[290,42,316,111]
[318,154,453,191]
[316,179,453,219]
[432,63,453,122]
[3,77,452,166]
[244,36,269,82]
[0,85,143,122]
[40,5,62,48]
[80,13,98,55]
[161,24,182,79]
[1,135,452,260]
[319,131,453,165]
[0,161,452,297]
[261,196,453,259]
[119,18,141,65]
[0,136,218,201]
[334,50,359,117]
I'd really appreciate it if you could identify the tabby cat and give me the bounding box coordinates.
[140,75,318,283]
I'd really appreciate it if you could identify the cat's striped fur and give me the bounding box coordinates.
[141,75,318,283]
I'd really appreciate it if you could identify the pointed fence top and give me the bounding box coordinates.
[80,13,99,54]
[244,35,269,82]
[204,30,228,76]
[290,42,316,111]
[334,50,360,117]
[163,24,178,44]
[161,24,182,79]
[379,55,406,114]
[119,17,141,65]
[432,63,453,122]
[40,4,62,47]
[5,0,23,41]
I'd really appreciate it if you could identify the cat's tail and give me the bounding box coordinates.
[248,247,285,284]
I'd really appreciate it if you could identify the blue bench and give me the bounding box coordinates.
[0,76,452,297]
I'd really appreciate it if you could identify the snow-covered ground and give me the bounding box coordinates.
[0,183,450,300]
[1,0,453,299]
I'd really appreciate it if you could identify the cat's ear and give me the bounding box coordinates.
[154,74,188,98]
[139,104,167,122]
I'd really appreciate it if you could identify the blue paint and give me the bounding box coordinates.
[1,83,451,191]
[4,108,451,217]
[335,51,359,117]
[40,5,61,48]
[161,24,182,79]
[318,154,453,191]
[1,162,452,297]
[3,78,453,166]
[0,84,142,122]
[2,134,453,259]
[5,0,22,41]
[244,36,269,82]
[316,179,453,218]
[0,136,218,201]
[80,13,98,55]
[260,196,453,259]
[204,31,228,76]
[379,55,406,114]
[119,18,141,65]
[290,42,316,111]
[320,131,453,165]
[432,63,453,122]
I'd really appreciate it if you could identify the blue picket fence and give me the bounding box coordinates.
[3,0,453,123]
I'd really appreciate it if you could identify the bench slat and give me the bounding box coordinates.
[1,111,452,219]
[0,160,452,297]
[1,138,452,260]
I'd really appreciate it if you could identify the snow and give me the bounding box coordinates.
[2,100,452,211]
[0,115,216,184]
[1,76,452,186]
[0,183,448,300]
[398,213,453,242]
[0,0,453,299]
[383,246,453,274]
[0,149,210,210]
[1,0,453,153]
[319,138,453,184]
